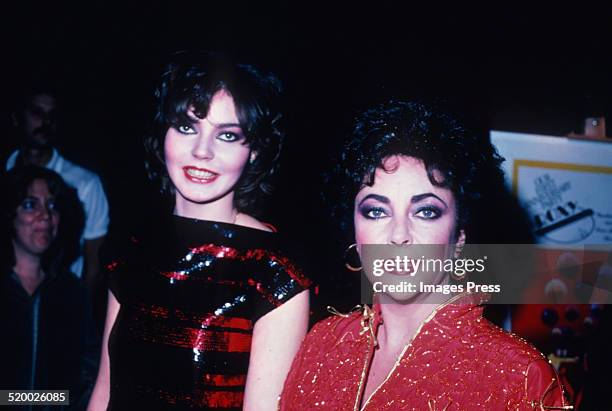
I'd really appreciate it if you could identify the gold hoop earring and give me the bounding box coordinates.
[450,242,466,281]
[450,270,468,282]
[344,243,362,272]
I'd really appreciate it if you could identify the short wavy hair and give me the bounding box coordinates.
[327,100,511,243]
[144,52,285,216]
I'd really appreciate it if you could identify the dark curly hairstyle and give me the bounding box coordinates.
[327,100,511,243]
[1,166,84,276]
[144,51,285,216]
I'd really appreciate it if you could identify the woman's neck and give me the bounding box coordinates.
[174,192,237,223]
[375,299,434,351]
[375,288,455,351]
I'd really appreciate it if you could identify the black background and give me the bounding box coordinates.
[2,1,612,312]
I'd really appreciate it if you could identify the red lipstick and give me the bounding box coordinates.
[183,166,219,184]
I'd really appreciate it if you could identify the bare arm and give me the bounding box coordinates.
[87,291,120,411]
[243,290,309,411]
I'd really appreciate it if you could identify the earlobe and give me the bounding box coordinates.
[454,229,466,258]
[249,151,258,164]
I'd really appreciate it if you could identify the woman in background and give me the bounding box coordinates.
[88,53,310,411]
[279,101,570,410]
[0,166,97,411]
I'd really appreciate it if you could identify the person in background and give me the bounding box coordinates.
[0,166,99,411]
[7,84,109,288]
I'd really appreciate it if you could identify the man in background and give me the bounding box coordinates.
[6,86,109,288]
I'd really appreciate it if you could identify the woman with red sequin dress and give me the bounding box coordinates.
[279,101,571,410]
[87,53,311,411]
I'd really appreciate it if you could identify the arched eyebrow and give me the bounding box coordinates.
[411,193,447,207]
[208,122,242,129]
[358,192,448,207]
[358,194,389,206]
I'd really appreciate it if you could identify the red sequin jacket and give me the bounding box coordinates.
[279,294,571,410]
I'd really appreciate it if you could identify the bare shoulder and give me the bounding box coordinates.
[234,213,274,232]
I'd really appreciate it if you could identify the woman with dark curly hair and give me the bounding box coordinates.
[279,101,570,410]
[0,166,97,410]
[88,53,310,411]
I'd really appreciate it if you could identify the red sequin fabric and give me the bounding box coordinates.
[106,216,311,411]
[280,293,571,410]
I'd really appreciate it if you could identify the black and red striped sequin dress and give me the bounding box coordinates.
[106,216,311,410]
